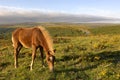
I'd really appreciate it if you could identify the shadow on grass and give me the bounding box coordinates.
[56,54,81,62]
[55,50,120,72]
[49,67,90,80]
[0,62,11,71]
[84,50,120,66]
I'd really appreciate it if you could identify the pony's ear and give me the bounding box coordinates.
[54,49,56,53]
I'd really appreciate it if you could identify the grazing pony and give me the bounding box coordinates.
[12,26,55,72]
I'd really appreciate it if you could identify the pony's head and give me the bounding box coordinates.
[47,51,55,72]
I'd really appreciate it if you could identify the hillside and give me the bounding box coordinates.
[0,23,120,80]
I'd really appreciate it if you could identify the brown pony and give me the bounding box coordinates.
[12,26,55,72]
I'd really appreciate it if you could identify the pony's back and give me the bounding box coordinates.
[12,27,54,53]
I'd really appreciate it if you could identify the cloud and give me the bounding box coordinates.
[75,7,120,18]
[0,6,120,24]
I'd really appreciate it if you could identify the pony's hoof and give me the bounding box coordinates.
[30,68,33,71]
[15,66,18,69]
[30,66,33,71]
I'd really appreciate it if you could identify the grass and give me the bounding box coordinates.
[89,25,120,35]
[0,23,120,80]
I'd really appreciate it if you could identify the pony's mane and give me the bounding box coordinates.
[37,26,54,54]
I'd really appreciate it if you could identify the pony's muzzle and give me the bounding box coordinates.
[47,55,55,72]
[48,62,54,72]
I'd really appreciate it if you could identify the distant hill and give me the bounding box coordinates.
[0,12,120,24]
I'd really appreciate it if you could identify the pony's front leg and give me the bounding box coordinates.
[30,46,36,71]
[39,47,45,67]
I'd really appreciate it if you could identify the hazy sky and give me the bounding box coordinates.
[0,0,120,18]
[0,0,120,24]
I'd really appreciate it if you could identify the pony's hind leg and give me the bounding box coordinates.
[39,46,45,67]
[18,44,22,52]
[14,47,18,68]
[13,43,21,68]
[30,45,37,70]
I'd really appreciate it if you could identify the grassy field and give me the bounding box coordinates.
[0,23,120,80]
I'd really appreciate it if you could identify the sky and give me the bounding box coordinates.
[0,0,120,23]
